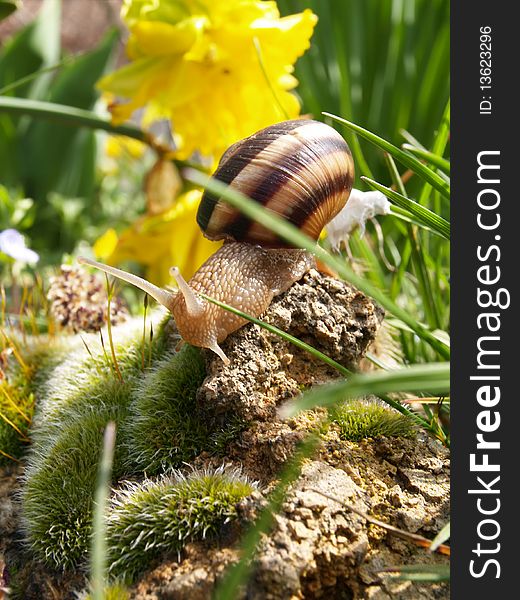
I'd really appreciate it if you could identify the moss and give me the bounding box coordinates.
[209,415,248,457]
[331,398,416,442]
[122,344,208,474]
[106,467,254,580]
[20,316,170,570]
[19,312,231,574]
[27,314,170,456]
[22,404,129,570]
[19,314,214,571]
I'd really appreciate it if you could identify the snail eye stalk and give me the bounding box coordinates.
[77,257,177,312]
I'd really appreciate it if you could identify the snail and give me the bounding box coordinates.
[79,119,354,364]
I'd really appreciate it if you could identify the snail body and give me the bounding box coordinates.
[79,119,354,363]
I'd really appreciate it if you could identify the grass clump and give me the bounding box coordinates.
[0,378,33,464]
[331,398,416,442]
[122,344,208,474]
[85,583,130,600]
[106,466,255,581]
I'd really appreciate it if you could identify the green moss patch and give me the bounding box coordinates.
[331,398,416,441]
[21,316,171,569]
[106,467,254,580]
[122,344,208,474]
[22,405,129,569]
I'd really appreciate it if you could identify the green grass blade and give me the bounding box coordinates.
[0,96,148,142]
[361,177,450,240]
[401,144,450,175]
[183,168,449,360]
[380,564,450,582]
[90,421,116,600]
[0,52,85,96]
[323,112,450,198]
[280,362,450,418]
[430,521,450,552]
[418,98,451,207]
[380,153,442,329]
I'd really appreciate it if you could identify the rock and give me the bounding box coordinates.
[125,273,448,599]
[197,269,384,426]
[128,434,449,600]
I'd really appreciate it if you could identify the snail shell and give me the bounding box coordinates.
[197,119,355,247]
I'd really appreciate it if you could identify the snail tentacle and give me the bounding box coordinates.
[77,257,177,312]
[169,266,205,317]
[208,341,230,365]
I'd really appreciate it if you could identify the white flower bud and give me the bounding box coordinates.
[325,189,391,250]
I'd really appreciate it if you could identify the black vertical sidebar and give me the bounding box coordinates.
[451,2,516,597]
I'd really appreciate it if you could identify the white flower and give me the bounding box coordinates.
[0,229,39,264]
[325,189,391,250]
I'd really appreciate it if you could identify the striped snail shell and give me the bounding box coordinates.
[197,119,355,247]
[79,120,355,364]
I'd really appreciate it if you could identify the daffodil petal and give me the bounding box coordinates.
[130,18,202,57]
[93,228,119,259]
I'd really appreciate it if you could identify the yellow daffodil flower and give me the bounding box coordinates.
[105,135,147,159]
[94,190,221,287]
[98,0,317,159]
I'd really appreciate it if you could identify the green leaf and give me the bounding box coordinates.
[90,423,116,599]
[430,521,450,552]
[20,28,119,202]
[0,0,20,21]
[0,0,60,96]
[323,112,450,199]
[280,362,450,418]
[0,0,61,184]
[0,96,147,140]
[362,176,450,240]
